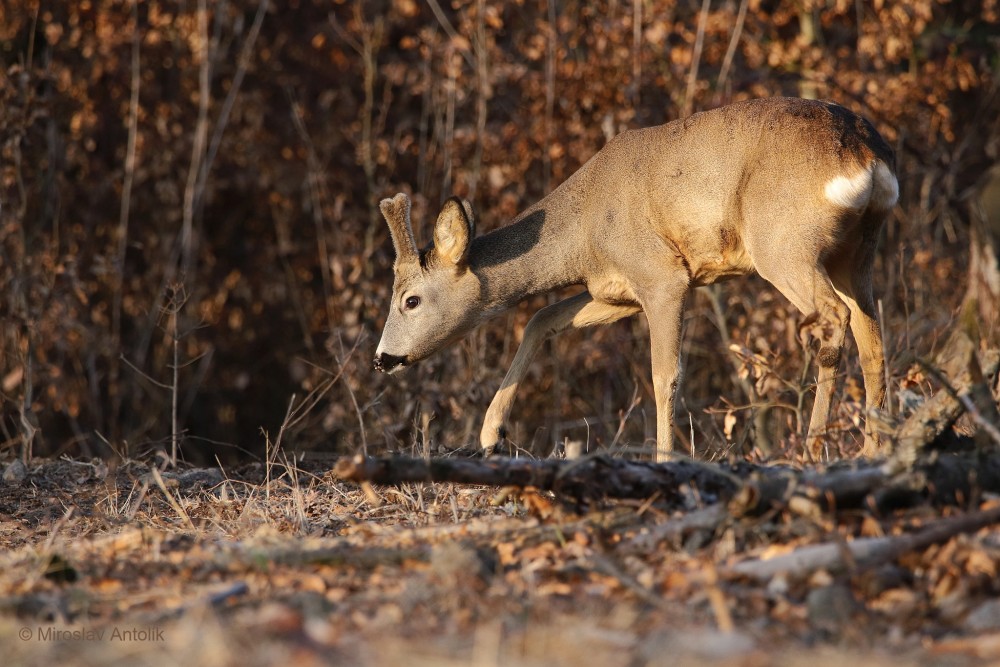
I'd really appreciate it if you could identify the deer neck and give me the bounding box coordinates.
[469,191,589,314]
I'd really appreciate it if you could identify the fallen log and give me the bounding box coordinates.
[334,453,746,506]
[334,451,1000,514]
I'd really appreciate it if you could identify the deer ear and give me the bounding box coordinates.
[433,197,475,267]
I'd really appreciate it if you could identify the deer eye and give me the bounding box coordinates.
[404,296,421,310]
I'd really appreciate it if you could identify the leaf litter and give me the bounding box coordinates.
[0,456,998,666]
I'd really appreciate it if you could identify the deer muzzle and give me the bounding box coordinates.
[373,353,407,374]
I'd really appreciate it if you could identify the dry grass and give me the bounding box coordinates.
[2,456,998,666]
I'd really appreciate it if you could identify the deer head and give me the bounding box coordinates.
[373,193,483,374]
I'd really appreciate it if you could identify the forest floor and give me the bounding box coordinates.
[1,455,999,667]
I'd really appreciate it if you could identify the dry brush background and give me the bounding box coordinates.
[1,0,997,463]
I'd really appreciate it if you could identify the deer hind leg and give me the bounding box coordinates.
[480,291,640,455]
[828,239,886,458]
[756,262,851,459]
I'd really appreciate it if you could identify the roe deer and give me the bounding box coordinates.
[373,97,898,461]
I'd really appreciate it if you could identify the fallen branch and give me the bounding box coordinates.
[334,453,745,506]
[335,450,1000,516]
[725,503,1000,581]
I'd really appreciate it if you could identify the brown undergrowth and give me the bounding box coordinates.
[1,456,998,666]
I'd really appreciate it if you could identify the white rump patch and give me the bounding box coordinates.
[869,161,899,211]
[824,169,874,210]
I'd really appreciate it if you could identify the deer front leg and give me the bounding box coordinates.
[641,277,690,462]
[481,292,640,455]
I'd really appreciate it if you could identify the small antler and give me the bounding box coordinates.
[379,193,418,266]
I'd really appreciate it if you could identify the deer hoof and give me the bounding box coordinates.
[480,424,507,457]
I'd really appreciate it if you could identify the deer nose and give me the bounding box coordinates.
[373,353,406,373]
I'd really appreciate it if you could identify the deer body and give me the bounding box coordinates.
[374,98,897,460]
